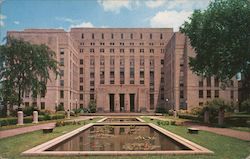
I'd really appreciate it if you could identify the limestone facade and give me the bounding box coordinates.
[7,28,238,112]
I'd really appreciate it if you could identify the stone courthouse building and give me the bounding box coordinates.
[7,28,238,112]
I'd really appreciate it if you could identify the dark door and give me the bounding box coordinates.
[120,94,125,112]
[109,94,114,112]
[130,94,135,112]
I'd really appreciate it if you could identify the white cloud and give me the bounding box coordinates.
[70,21,94,28]
[0,14,6,27]
[97,0,140,13]
[145,0,166,9]
[55,17,80,24]
[145,0,210,11]
[13,21,20,25]
[150,10,192,31]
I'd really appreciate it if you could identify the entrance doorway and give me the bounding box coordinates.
[109,94,114,112]
[120,94,125,112]
[130,94,135,112]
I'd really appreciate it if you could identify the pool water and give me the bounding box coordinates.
[47,125,190,151]
[102,118,140,123]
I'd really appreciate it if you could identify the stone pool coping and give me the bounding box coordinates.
[97,117,145,123]
[22,121,213,156]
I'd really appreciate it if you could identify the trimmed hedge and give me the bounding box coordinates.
[178,113,202,121]
[0,114,65,127]
[225,115,250,127]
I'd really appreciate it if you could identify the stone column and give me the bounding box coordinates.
[125,94,130,112]
[218,109,224,126]
[17,111,24,125]
[173,110,177,118]
[67,109,70,119]
[114,93,120,112]
[204,110,209,123]
[32,111,38,124]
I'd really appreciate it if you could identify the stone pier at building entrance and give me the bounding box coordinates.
[96,86,149,113]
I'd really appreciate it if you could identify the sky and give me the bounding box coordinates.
[0,0,211,41]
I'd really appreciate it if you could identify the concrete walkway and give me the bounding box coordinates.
[149,116,250,141]
[0,116,95,139]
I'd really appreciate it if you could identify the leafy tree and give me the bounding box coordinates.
[180,0,250,97]
[0,37,59,111]
[88,100,96,113]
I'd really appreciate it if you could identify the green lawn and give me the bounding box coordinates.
[0,117,249,159]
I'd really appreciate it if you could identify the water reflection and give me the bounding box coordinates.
[48,125,190,151]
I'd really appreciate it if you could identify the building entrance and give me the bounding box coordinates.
[130,94,135,112]
[120,94,125,112]
[109,94,114,112]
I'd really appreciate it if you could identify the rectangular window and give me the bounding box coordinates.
[80,68,83,74]
[215,90,219,98]
[111,33,114,39]
[130,33,133,39]
[140,33,142,39]
[100,48,105,53]
[80,59,83,65]
[140,80,144,84]
[140,49,144,53]
[60,90,64,98]
[102,33,104,39]
[90,72,95,78]
[130,49,134,53]
[180,90,184,98]
[130,80,134,84]
[60,48,64,55]
[121,33,123,39]
[92,33,94,39]
[41,102,45,110]
[199,78,203,87]
[60,70,64,77]
[207,90,211,98]
[214,77,219,87]
[150,49,154,53]
[130,68,134,78]
[120,49,124,53]
[80,85,83,91]
[60,80,64,87]
[90,81,94,86]
[207,77,211,87]
[110,80,115,84]
[80,77,83,83]
[81,33,84,39]
[80,49,83,53]
[150,33,152,39]
[90,94,95,100]
[140,71,144,78]
[230,90,234,99]
[90,48,94,53]
[110,71,115,78]
[150,94,154,109]
[160,33,163,39]
[60,58,64,66]
[80,94,83,100]
[161,59,164,65]
[199,90,203,98]
[110,48,114,53]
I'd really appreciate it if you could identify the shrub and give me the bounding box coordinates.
[23,106,35,116]
[178,113,201,121]
[0,117,17,126]
[43,114,51,120]
[156,107,167,113]
[88,100,96,113]
[240,99,250,113]
[50,114,64,120]
[56,104,64,111]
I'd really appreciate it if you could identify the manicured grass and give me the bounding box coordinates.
[230,126,250,132]
[0,117,249,159]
